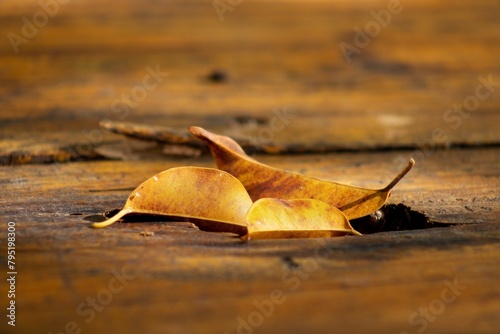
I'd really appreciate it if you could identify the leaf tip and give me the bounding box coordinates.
[91,209,130,228]
[383,158,415,192]
[350,229,363,236]
[188,126,204,136]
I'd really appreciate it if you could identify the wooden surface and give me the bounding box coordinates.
[0,0,499,333]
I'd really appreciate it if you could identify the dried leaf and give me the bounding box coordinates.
[91,166,252,235]
[189,126,414,220]
[244,198,361,240]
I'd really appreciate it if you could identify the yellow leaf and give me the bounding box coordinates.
[190,126,414,220]
[244,198,361,240]
[91,166,252,235]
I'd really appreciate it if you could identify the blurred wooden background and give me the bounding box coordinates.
[0,0,499,333]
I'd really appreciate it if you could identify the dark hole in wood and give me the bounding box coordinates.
[350,203,451,234]
[207,70,228,83]
[84,214,107,222]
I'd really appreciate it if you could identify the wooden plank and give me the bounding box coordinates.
[0,0,499,333]
[1,0,499,163]
[0,148,499,333]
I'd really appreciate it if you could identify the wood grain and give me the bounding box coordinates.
[1,148,499,334]
[0,0,499,333]
[1,0,499,163]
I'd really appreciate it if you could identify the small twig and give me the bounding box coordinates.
[100,120,205,148]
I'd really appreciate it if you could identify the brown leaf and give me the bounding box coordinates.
[91,166,252,235]
[189,126,414,220]
[244,198,361,240]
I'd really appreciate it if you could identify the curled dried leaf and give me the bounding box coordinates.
[92,166,252,235]
[189,126,414,220]
[244,198,361,240]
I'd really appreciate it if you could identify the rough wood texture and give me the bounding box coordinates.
[0,0,499,333]
[1,149,499,334]
[1,0,499,163]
